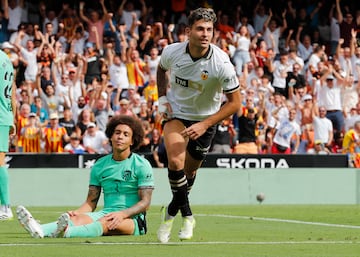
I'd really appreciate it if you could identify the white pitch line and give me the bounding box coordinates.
[1,241,360,247]
[196,214,360,229]
[28,211,360,229]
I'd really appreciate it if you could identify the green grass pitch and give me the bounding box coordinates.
[1,205,360,257]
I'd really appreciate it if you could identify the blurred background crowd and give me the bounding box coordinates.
[2,0,360,167]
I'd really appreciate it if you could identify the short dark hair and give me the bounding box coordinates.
[105,115,144,151]
[188,8,217,27]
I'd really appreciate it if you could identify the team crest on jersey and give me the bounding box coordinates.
[201,70,209,80]
[123,170,132,181]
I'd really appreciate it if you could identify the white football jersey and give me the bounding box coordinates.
[159,42,239,121]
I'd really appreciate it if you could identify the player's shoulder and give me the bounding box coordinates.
[94,154,111,165]
[131,152,151,163]
[162,42,186,54]
[209,44,232,63]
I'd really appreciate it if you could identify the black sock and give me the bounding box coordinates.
[167,169,188,217]
[180,175,196,217]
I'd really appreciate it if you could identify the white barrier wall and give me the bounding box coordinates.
[9,168,360,206]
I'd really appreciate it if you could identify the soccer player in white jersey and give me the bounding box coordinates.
[156,8,241,243]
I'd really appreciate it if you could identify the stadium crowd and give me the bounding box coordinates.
[2,0,360,166]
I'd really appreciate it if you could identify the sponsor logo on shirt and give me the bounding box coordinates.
[175,76,189,87]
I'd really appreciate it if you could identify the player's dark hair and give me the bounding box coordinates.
[188,8,217,27]
[105,115,144,150]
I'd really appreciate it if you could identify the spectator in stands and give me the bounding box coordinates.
[138,22,163,58]
[20,112,42,153]
[311,140,330,154]
[211,116,236,154]
[331,130,344,153]
[234,101,262,154]
[142,75,159,103]
[55,72,71,108]
[108,54,129,105]
[16,103,32,152]
[75,109,96,141]
[43,112,70,153]
[1,42,19,67]
[152,134,167,168]
[129,93,141,116]
[113,98,135,117]
[30,96,48,127]
[329,3,341,56]
[71,96,88,125]
[287,63,306,99]
[268,49,292,97]
[17,115,154,238]
[137,119,152,153]
[342,120,360,162]
[7,0,25,35]
[253,1,268,34]
[83,42,102,87]
[149,128,165,168]
[117,0,147,36]
[13,31,38,83]
[298,94,314,128]
[68,24,88,55]
[336,0,358,48]
[38,66,54,92]
[59,107,76,144]
[126,49,146,92]
[262,9,287,55]
[16,80,33,107]
[82,122,109,154]
[318,70,345,133]
[306,44,325,84]
[64,132,85,154]
[344,103,360,132]
[216,11,234,40]
[137,100,152,122]
[265,92,289,130]
[270,108,301,154]
[79,1,108,50]
[312,105,334,149]
[144,46,161,78]
[65,57,85,102]
[232,25,252,78]
[295,26,313,67]
[35,66,66,116]
[36,33,56,69]
[39,3,59,36]
[91,88,112,132]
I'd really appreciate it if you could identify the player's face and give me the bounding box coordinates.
[111,124,134,152]
[188,19,214,50]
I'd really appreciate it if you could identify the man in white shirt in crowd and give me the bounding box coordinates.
[82,122,109,154]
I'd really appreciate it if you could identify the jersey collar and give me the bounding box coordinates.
[186,43,213,62]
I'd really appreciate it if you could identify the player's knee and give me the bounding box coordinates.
[167,156,184,170]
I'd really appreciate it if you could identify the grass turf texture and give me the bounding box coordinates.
[1,205,360,257]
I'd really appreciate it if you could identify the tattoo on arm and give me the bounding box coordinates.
[123,187,153,217]
[88,186,101,205]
